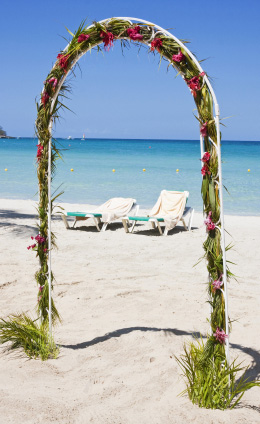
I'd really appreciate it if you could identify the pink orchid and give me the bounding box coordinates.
[47,77,58,88]
[213,327,228,344]
[172,50,186,63]
[200,122,208,137]
[100,31,114,50]
[35,234,46,244]
[78,33,90,43]
[186,72,205,97]
[41,91,49,106]
[37,144,44,161]
[127,26,143,41]
[43,248,48,253]
[201,163,211,176]
[201,152,210,163]
[151,38,163,52]
[57,53,69,71]
[212,276,223,292]
[39,285,44,292]
[27,243,36,250]
[204,211,216,231]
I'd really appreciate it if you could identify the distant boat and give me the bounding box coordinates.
[67,136,72,140]
[81,133,86,140]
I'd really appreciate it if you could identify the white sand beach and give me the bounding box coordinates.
[0,198,259,423]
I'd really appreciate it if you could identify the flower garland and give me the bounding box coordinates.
[1,18,235,395]
[35,19,229,365]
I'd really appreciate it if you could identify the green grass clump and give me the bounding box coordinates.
[0,313,59,360]
[176,337,259,409]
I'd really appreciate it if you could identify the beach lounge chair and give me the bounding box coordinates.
[122,190,194,236]
[62,197,139,232]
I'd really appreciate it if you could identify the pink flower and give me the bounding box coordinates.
[201,152,210,163]
[35,234,46,244]
[200,122,208,137]
[43,248,48,253]
[31,236,34,240]
[204,212,216,231]
[151,38,163,52]
[186,72,205,97]
[172,50,186,63]
[213,327,228,344]
[212,276,223,292]
[100,31,114,50]
[47,77,58,88]
[41,91,49,106]
[201,164,211,176]
[127,26,143,41]
[78,33,90,43]
[27,243,36,250]
[37,144,44,161]
[39,285,44,292]
[57,53,69,71]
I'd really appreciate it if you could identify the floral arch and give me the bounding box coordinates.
[3,17,255,409]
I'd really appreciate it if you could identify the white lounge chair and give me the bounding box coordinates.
[62,197,139,232]
[122,190,194,236]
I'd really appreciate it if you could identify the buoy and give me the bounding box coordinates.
[149,146,151,149]
[143,168,146,172]
[4,168,8,171]
[112,169,115,172]
[248,169,250,172]
[69,144,71,147]
[176,169,179,172]
[71,168,74,172]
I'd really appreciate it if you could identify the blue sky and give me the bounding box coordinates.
[0,0,259,140]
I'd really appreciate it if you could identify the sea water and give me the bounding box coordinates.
[0,138,259,215]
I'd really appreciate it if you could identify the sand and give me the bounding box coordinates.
[0,198,259,423]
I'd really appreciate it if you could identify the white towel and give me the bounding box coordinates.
[95,197,135,223]
[149,190,187,230]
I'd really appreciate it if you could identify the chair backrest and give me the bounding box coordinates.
[149,190,187,218]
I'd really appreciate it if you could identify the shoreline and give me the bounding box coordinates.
[1,198,259,218]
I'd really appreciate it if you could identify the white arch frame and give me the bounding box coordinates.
[45,17,229,364]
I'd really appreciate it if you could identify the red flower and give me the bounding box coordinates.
[57,53,69,71]
[41,91,49,106]
[172,50,186,63]
[201,152,210,163]
[37,144,44,161]
[78,33,90,43]
[151,38,163,52]
[27,243,36,250]
[186,72,205,97]
[127,26,143,41]
[100,31,114,50]
[200,122,208,137]
[201,164,211,176]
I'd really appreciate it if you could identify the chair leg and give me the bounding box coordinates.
[62,215,70,229]
[94,217,102,232]
[72,218,77,228]
[181,218,188,231]
[188,208,194,231]
[101,222,108,232]
[163,227,168,236]
[156,220,163,236]
[122,218,129,233]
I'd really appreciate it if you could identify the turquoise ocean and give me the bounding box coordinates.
[0,138,259,215]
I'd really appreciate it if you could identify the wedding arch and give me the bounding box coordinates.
[4,17,252,409]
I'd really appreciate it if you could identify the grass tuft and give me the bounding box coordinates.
[0,314,59,360]
[176,337,260,409]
